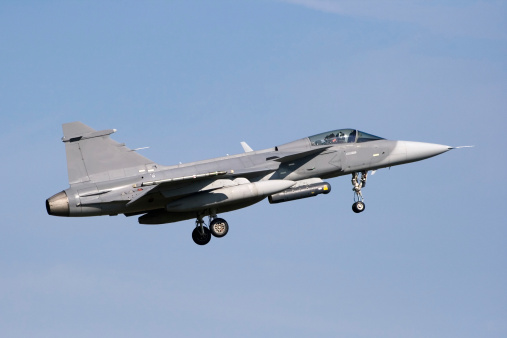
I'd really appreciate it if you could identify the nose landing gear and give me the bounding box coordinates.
[351,171,367,213]
[191,211,229,245]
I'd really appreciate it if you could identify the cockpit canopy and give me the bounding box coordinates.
[309,129,384,146]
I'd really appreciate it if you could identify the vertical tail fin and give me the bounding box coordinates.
[62,122,156,185]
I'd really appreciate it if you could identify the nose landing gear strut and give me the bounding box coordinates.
[351,171,368,213]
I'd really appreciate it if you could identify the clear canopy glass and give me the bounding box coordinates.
[309,129,384,146]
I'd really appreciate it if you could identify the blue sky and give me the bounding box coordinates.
[1,1,506,337]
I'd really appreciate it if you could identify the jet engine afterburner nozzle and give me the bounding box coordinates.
[46,191,70,216]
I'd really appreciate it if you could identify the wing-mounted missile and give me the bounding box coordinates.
[268,178,331,204]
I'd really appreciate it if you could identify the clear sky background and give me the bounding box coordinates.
[1,1,506,337]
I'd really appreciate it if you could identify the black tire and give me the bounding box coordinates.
[192,226,211,245]
[209,218,229,238]
[352,201,365,213]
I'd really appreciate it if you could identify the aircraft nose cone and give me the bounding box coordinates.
[46,191,70,216]
[404,141,450,162]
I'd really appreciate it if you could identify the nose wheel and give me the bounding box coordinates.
[351,171,368,213]
[191,212,229,245]
[352,201,365,213]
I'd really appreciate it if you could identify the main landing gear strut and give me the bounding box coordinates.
[351,171,368,213]
[191,211,229,245]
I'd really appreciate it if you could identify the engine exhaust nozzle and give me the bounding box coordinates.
[46,191,70,216]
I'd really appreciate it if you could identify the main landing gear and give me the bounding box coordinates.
[351,171,368,213]
[191,211,229,245]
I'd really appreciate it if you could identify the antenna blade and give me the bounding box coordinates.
[241,142,253,152]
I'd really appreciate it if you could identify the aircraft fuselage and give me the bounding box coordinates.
[47,134,449,222]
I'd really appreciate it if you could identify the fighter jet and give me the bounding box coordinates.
[46,122,460,245]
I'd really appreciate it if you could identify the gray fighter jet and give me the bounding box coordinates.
[46,122,459,245]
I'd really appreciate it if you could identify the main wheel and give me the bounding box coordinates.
[192,226,211,245]
[352,201,365,213]
[209,218,229,238]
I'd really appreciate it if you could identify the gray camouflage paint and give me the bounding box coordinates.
[46,122,450,224]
